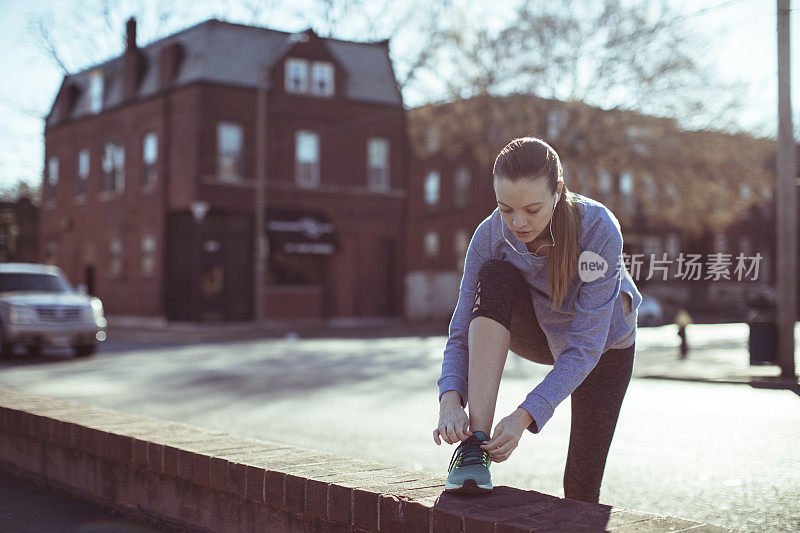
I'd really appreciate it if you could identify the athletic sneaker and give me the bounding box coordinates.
[444,430,493,493]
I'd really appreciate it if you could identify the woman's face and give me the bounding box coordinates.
[494,176,559,243]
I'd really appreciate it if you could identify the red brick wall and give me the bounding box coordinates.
[0,387,700,532]
[42,95,168,316]
[43,77,407,320]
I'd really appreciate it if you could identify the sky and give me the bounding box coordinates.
[0,0,798,193]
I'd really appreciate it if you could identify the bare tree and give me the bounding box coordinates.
[404,0,770,235]
[408,0,748,131]
[25,0,194,78]
[22,0,453,116]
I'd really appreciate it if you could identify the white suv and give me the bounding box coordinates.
[0,263,107,358]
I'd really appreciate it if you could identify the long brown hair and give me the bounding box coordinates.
[492,137,583,311]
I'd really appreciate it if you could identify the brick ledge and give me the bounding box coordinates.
[0,388,738,532]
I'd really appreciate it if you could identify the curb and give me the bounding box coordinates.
[639,374,800,391]
[0,388,741,532]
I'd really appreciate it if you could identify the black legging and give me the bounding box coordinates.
[468,259,635,504]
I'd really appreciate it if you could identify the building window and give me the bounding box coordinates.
[89,70,103,114]
[619,171,633,195]
[576,166,591,195]
[740,183,752,200]
[739,236,753,258]
[424,231,439,270]
[424,170,440,207]
[713,233,728,255]
[310,61,334,96]
[425,127,440,153]
[760,187,773,216]
[295,131,320,187]
[665,233,680,259]
[77,150,89,197]
[101,142,125,194]
[367,137,390,191]
[109,238,123,279]
[143,132,158,189]
[664,181,678,211]
[598,168,612,195]
[627,125,651,155]
[216,122,243,181]
[285,58,309,93]
[642,173,656,202]
[619,171,635,212]
[141,234,156,278]
[454,229,469,273]
[643,236,660,259]
[45,157,59,202]
[454,167,471,209]
[547,109,567,140]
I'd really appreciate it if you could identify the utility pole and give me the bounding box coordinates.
[254,65,269,325]
[776,0,797,379]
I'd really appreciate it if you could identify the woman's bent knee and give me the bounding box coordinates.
[469,260,527,330]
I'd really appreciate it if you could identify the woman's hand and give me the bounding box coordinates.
[434,396,473,445]
[480,408,531,462]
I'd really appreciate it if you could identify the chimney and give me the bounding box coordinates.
[126,17,137,51]
[58,83,79,122]
[159,42,185,90]
[122,17,144,101]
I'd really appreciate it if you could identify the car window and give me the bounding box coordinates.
[0,273,74,293]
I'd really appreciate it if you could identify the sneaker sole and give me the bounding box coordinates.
[444,478,493,493]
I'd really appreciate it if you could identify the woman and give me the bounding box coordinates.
[433,137,641,504]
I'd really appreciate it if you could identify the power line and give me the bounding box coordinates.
[659,0,753,25]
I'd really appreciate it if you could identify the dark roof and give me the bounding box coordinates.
[47,18,402,127]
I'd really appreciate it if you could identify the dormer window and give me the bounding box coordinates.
[89,70,104,114]
[285,58,309,93]
[285,57,335,97]
[310,61,334,96]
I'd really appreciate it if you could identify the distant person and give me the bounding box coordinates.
[674,309,693,360]
[433,137,641,504]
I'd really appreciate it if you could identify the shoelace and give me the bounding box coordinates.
[448,436,489,472]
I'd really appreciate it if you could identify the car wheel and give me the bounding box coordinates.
[74,344,96,358]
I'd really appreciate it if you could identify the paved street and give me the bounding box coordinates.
[0,467,170,532]
[0,323,798,532]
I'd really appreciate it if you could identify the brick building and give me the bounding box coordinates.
[404,95,780,323]
[43,17,407,322]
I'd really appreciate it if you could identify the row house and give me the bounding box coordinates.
[405,94,781,323]
[43,17,407,322]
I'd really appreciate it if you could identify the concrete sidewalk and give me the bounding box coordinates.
[629,322,800,392]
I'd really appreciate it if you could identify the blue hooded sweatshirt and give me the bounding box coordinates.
[437,192,642,434]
